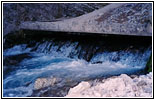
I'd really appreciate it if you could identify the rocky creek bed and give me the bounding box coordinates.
[32,72,152,97]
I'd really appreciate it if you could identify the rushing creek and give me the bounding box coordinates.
[3,30,152,97]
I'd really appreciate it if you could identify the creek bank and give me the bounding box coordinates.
[3,3,107,36]
[32,77,79,97]
[145,54,152,72]
[20,3,152,36]
[66,72,152,97]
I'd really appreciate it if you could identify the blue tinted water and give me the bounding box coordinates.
[3,44,151,97]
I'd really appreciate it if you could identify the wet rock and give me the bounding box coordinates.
[24,81,32,87]
[34,77,57,90]
[3,53,32,78]
[3,53,31,67]
[66,72,152,97]
[31,79,79,97]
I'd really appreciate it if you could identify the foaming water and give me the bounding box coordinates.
[3,32,152,97]
[3,44,32,56]
[3,44,151,97]
[3,57,141,97]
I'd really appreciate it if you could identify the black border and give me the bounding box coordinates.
[1,1,154,99]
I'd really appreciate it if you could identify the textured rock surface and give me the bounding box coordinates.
[66,72,152,97]
[20,3,152,36]
[3,3,107,36]
[34,77,57,90]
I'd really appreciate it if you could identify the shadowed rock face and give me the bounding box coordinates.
[3,3,108,36]
[20,3,152,36]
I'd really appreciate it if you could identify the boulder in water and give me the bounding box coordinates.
[34,77,57,90]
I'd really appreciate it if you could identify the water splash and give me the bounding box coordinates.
[3,32,152,97]
[3,44,32,56]
[3,46,151,97]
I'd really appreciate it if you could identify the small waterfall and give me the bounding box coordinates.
[3,30,152,97]
[25,38,151,68]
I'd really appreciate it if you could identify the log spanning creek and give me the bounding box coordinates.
[3,30,152,97]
